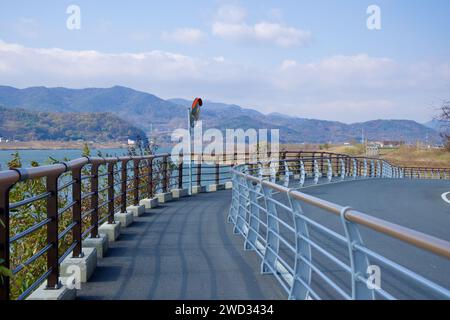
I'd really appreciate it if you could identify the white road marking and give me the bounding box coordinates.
[441,192,450,204]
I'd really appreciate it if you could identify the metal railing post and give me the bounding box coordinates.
[162,156,169,193]
[227,172,239,223]
[335,155,339,177]
[261,184,280,275]
[234,173,248,234]
[320,152,324,173]
[244,179,260,251]
[133,159,140,206]
[280,152,286,176]
[371,160,375,178]
[107,162,115,224]
[46,173,60,289]
[346,157,351,177]
[283,161,291,187]
[340,207,374,300]
[178,154,183,189]
[72,166,83,257]
[340,158,346,181]
[327,159,333,182]
[120,159,129,213]
[0,175,16,300]
[90,163,99,238]
[299,160,305,188]
[215,159,220,185]
[313,160,319,184]
[379,160,383,178]
[287,191,312,300]
[269,161,277,183]
[363,159,368,178]
[196,155,202,187]
[147,158,154,199]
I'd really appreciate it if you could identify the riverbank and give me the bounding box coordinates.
[0,140,127,150]
[321,144,450,169]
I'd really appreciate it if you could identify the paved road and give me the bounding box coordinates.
[77,190,285,300]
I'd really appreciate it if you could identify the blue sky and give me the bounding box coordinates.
[1,0,449,122]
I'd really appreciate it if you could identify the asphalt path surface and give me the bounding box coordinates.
[77,178,450,300]
[293,179,450,299]
[77,190,285,300]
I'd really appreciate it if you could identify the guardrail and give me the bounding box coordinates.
[0,150,448,300]
[228,154,450,300]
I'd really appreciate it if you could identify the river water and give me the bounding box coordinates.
[0,148,136,170]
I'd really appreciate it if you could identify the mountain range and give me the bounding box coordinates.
[0,85,443,144]
[0,106,146,142]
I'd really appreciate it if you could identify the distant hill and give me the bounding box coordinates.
[169,98,441,144]
[0,85,442,144]
[0,106,147,142]
[424,119,449,133]
[0,85,185,133]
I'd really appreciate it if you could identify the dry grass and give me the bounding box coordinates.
[282,143,450,168]
[378,146,450,168]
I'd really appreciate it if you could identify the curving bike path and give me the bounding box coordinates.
[77,190,285,300]
[77,179,450,300]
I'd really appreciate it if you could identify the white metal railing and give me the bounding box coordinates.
[228,156,450,300]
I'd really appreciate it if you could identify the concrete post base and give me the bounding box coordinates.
[127,205,145,217]
[192,185,206,194]
[60,247,97,283]
[139,198,159,211]
[114,211,134,227]
[82,234,109,258]
[156,192,173,203]
[172,188,188,199]
[207,184,225,192]
[26,281,76,300]
[225,181,233,189]
[99,221,121,242]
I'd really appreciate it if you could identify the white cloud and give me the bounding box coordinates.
[212,5,311,48]
[0,40,449,122]
[276,55,398,90]
[161,28,206,45]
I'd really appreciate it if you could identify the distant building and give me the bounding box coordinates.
[382,140,405,148]
[372,141,384,148]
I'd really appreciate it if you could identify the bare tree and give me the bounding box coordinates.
[439,100,450,121]
[437,100,450,150]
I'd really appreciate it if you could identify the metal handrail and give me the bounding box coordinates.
[228,155,450,300]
